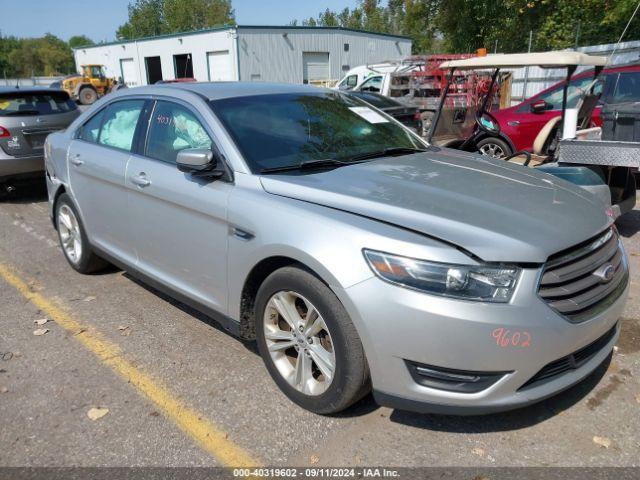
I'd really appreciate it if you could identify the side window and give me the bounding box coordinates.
[359,76,382,93]
[520,76,602,112]
[98,100,145,152]
[78,108,106,143]
[611,72,640,104]
[346,75,358,88]
[145,101,213,164]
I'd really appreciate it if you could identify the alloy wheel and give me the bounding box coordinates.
[263,291,336,396]
[58,205,83,264]
[479,142,506,159]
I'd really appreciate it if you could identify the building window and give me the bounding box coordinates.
[344,43,349,52]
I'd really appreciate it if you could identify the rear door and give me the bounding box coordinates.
[126,99,232,312]
[67,98,147,264]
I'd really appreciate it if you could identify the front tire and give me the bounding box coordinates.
[78,87,98,105]
[477,136,512,159]
[255,266,370,414]
[55,193,108,273]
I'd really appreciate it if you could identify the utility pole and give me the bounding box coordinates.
[521,30,533,102]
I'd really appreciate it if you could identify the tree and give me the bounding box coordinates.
[0,34,20,77]
[5,34,74,76]
[117,0,166,40]
[294,0,435,53]
[116,0,234,40]
[402,0,440,53]
[164,0,235,32]
[68,35,95,49]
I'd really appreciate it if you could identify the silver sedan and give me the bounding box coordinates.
[44,82,628,414]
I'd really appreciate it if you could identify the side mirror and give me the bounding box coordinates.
[530,100,549,114]
[176,148,225,179]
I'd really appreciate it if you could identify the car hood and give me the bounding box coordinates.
[259,148,611,263]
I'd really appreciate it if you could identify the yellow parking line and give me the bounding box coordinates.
[0,263,260,467]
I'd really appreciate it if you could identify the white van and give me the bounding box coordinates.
[334,63,412,91]
[335,62,420,95]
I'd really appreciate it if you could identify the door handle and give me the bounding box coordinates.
[70,154,84,166]
[131,173,151,187]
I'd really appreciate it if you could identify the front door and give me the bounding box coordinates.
[68,99,146,264]
[126,99,232,312]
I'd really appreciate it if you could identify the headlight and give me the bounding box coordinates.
[363,250,520,303]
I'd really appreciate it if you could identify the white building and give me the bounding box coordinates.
[74,25,412,87]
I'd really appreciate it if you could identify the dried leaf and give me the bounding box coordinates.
[33,328,49,336]
[34,318,48,326]
[83,296,96,302]
[593,436,612,449]
[472,447,486,457]
[0,387,8,394]
[635,394,640,404]
[87,407,109,421]
[310,454,320,464]
[118,326,131,336]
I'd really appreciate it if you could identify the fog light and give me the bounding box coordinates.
[406,360,510,393]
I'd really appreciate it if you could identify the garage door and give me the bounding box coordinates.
[207,50,233,81]
[302,52,330,84]
[119,58,138,87]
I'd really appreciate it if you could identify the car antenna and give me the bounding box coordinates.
[607,0,640,65]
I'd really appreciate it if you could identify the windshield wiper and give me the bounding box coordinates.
[260,158,353,174]
[346,146,428,162]
[2,109,41,116]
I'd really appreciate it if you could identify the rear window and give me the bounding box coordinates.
[0,91,77,116]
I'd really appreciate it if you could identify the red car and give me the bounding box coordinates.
[479,64,640,156]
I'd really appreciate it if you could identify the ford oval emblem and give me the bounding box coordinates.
[593,263,615,283]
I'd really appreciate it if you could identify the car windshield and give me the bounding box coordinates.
[0,91,77,116]
[210,92,424,172]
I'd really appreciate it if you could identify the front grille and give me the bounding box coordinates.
[519,323,617,390]
[538,228,628,322]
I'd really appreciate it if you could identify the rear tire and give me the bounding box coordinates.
[477,137,512,159]
[255,266,370,414]
[78,87,98,105]
[55,193,108,274]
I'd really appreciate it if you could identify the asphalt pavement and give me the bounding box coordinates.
[0,183,638,468]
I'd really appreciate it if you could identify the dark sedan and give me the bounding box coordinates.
[347,91,423,135]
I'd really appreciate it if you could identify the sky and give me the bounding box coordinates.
[0,0,360,42]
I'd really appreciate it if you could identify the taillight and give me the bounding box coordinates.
[0,126,9,138]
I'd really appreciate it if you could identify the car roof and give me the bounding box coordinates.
[440,51,608,70]
[0,86,67,95]
[125,82,328,101]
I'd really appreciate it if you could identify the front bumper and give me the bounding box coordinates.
[338,267,627,415]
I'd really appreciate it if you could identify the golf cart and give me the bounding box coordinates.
[429,51,639,216]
